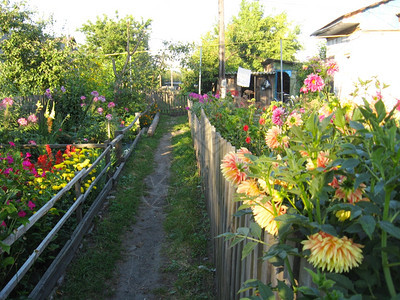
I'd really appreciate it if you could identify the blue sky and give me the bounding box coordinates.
[26,0,378,60]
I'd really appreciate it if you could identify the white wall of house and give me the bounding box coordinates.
[328,30,400,109]
[322,0,400,109]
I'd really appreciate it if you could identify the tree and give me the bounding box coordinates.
[180,0,302,94]
[226,0,301,71]
[0,0,73,96]
[79,13,160,107]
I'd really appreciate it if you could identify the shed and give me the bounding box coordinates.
[225,59,299,106]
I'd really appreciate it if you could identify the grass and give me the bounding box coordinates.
[55,114,215,299]
[160,116,216,299]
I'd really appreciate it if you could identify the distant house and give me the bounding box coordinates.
[311,0,400,107]
[225,59,299,106]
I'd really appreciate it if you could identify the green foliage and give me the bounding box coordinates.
[181,0,302,94]
[198,56,400,298]
[226,0,301,71]
[79,13,161,107]
[0,1,74,96]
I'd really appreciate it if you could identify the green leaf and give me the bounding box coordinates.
[0,241,11,254]
[230,236,245,247]
[250,221,262,239]
[349,121,365,131]
[258,282,275,299]
[333,107,346,128]
[237,227,250,236]
[341,158,360,169]
[375,100,387,123]
[309,223,337,236]
[297,286,319,297]
[358,215,376,239]
[374,180,385,196]
[355,173,370,189]
[238,279,259,293]
[379,221,400,239]
[0,256,14,268]
[356,201,380,215]
[217,232,236,240]
[242,242,258,260]
[304,267,320,284]
[277,280,294,300]
[326,273,356,293]
[344,223,363,234]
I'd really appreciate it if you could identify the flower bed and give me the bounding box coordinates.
[191,58,400,298]
[0,143,101,296]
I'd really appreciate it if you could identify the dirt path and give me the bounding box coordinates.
[106,124,175,300]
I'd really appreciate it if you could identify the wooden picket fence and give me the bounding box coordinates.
[187,102,313,299]
[147,90,187,116]
[0,111,146,300]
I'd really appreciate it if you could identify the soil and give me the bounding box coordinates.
[106,121,177,300]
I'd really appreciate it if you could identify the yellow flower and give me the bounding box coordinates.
[302,231,364,273]
[237,179,260,197]
[336,210,351,222]
[52,185,61,191]
[251,199,287,236]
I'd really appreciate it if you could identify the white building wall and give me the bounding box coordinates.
[327,30,400,109]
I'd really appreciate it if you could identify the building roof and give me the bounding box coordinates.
[311,0,394,37]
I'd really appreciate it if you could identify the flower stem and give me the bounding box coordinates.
[382,188,396,297]
[284,256,297,288]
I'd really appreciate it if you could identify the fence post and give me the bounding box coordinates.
[135,112,141,133]
[114,129,123,166]
[74,180,82,223]
[105,143,112,183]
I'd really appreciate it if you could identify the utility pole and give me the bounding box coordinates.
[280,38,283,102]
[198,45,202,95]
[218,0,226,97]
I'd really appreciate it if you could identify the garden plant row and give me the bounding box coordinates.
[0,92,159,298]
[188,57,400,299]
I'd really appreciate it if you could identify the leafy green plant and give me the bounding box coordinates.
[217,58,400,298]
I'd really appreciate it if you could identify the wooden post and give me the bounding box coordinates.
[114,129,123,165]
[147,112,160,136]
[218,0,225,95]
[135,112,140,133]
[74,180,82,223]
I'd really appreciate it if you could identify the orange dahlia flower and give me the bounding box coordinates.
[302,231,364,273]
[236,147,252,164]
[237,179,261,197]
[251,200,287,236]
[265,126,289,150]
[221,151,247,186]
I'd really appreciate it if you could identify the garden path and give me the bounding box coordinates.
[106,120,177,300]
